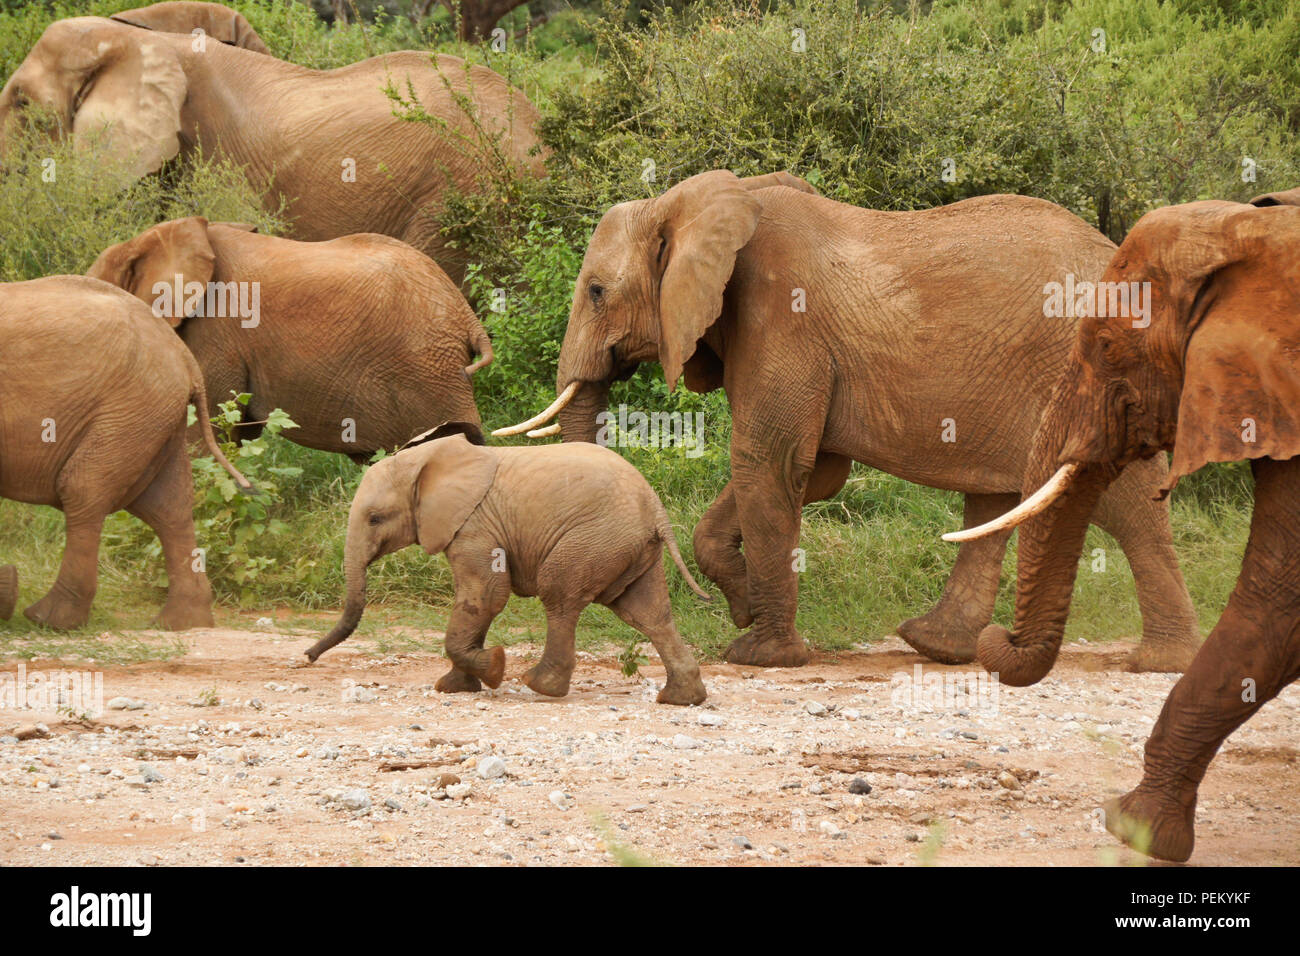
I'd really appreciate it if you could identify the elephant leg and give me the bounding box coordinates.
[722,437,822,668]
[0,564,17,621]
[24,508,105,630]
[693,481,750,627]
[1091,455,1202,673]
[897,491,1018,664]
[1104,456,1300,862]
[606,556,707,706]
[524,604,581,697]
[696,453,852,631]
[437,568,509,693]
[125,436,215,631]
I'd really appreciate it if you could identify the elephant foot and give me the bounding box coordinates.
[722,592,754,629]
[23,592,90,631]
[896,611,980,665]
[480,646,506,689]
[158,598,215,632]
[1103,786,1196,863]
[657,670,707,706]
[0,565,17,620]
[1125,635,1201,675]
[523,661,572,698]
[435,666,483,694]
[724,629,811,667]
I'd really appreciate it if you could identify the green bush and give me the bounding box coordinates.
[0,119,283,282]
[0,0,1280,656]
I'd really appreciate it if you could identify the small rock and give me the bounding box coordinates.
[446,782,473,800]
[819,820,845,839]
[803,701,827,717]
[338,789,371,812]
[696,712,726,727]
[14,724,50,741]
[548,790,573,810]
[107,697,145,711]
[247,699,264,711]
[848,778,873,795]
[671,734,701,750]
[477,755,506,779]
[434,772,461,790]
[383,798,403,811]
[138,764,164,784]
[255,617,274,628]
[732,835,753,850]
[997,771,1021,791]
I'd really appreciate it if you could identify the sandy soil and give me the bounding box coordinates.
[1,627,1297,867]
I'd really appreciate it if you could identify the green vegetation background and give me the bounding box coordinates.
[0,0,1288,661]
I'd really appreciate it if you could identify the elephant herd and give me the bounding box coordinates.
[0,3,1297,864]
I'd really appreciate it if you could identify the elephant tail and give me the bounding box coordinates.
[185,354,257,495]
[464,321,494,375]
[655,504,712,602]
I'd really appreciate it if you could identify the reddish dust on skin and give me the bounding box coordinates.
[1,628,1297,866]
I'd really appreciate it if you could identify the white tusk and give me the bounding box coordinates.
[526,423,561,438]
[491,382,580,437]
[942,463,1080,543]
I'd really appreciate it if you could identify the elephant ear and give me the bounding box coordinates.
[401,420,485,450]
[653,170,762,391]
[86,217,215,327]
[111,3,271,55]
[414,435,499,555]
[1249,187,1300,208]
[1157,203,1300,488]
[738,171,819,196]
[70,24,188,180]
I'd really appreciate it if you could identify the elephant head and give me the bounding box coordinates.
[305,424,494,662]
[86,216,261,324]
[110,2,271,55]
[0,17,187,179]
[494,170,816,440]
[948,199,1300,685]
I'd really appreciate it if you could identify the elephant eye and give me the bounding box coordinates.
[368,513,383,526]
[588,282,604,305]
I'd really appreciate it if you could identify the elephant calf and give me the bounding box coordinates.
[0,275,253,629]
[305,425,709,706]
[88,218,492,459]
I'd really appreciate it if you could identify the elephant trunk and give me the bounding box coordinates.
[975,402,1118,686]
[305,549,369,663]
[556,380,611,444]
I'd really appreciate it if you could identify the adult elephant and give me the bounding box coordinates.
[497,170,1202,669]
[0,16,543,285]
[947,196,1300,861]
[87,217,490,459]
[109,2,271,54]
[0,275,253,630]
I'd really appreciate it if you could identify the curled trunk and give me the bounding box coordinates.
[305,554,368,662]
[977,402,1119,686]
[556,380,611,444]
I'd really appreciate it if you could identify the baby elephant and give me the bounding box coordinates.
[305,425,709,705]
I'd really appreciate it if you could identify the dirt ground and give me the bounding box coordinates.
[1,626,1297,867]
